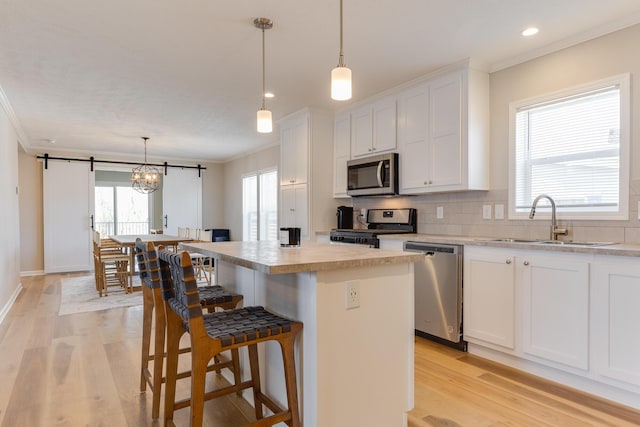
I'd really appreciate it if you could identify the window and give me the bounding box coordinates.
[242,169,278,241]
[95,185,150,235]
[509,74,629,220]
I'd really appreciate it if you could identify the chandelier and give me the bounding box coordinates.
[131,137,161,194]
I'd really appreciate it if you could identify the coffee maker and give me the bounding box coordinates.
[336,206,353,229]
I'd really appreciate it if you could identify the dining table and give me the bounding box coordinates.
[109,234,193,291]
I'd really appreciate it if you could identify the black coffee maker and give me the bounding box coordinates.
[336,206,353,229]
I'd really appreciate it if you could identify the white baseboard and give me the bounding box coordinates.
[0,282,23,325]
[20,270,44,277]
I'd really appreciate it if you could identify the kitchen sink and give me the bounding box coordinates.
[486,238,539,243]
[535,240,616,246]
[482,238,616,247]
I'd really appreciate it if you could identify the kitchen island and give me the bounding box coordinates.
[180,240,423,427]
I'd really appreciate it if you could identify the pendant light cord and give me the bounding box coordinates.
[338,0,345,67]
[261,27,266,110]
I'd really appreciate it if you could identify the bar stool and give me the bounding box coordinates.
[134,239,243,420]
[158,248,303,427]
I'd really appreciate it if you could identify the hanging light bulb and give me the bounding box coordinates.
[255,18,273,133]
[331,0,352,101]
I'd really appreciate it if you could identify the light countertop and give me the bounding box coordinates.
[180,240,424,275]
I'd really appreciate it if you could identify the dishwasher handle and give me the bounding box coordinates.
[403,241,461,255]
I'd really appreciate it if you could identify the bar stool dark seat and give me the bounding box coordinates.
[134,239,243,420]
[158,248,303,427]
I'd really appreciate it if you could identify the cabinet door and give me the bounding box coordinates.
[372,96,397,153]
[592,260,640,387]
[520,254,589,370]
[397,84,430,193]
[429,72,462,187]
[279,183,309,240]
[351,106,373,157]
[333,113,351,197]
[463,248,516,350]
[280,118,309,185]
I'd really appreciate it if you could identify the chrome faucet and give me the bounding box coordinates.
[529,194,568,241]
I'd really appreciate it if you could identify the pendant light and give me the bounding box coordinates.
[255,18,273,133]
[331,0,352,101]
[131,137,161,194]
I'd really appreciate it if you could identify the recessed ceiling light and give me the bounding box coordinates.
[264,92,275,98]
[522,27,539,37]
[47,138,56,144]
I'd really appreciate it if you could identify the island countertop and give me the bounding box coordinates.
[179,240,423,275]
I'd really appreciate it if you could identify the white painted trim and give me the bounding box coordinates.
[20,270,45,277]
[0,84,30,150]
[0,283,23,325]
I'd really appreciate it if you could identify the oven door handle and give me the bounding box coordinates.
[376,161,384,187]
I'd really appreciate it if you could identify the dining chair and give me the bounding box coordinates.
[158,248,303,427]
[190,229,213,285]
[135,239,244,420]
[93,230,130,296]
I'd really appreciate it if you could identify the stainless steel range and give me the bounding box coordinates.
[330,208,417,248]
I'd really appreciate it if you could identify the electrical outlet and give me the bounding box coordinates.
[482,205,492,219]
[436,206,444,219]
[345,280,360,309]
[495,204,505,220]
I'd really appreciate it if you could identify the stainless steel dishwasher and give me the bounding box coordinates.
[403,241,466,350]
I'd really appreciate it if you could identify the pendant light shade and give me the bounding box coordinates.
[331,0,352,101]
[257,108,273,133]
[331,66,352,101]
[255,18,273,133]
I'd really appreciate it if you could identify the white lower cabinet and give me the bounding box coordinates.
[464,245,640,409]
[520,254,589,371]
[463,247,516,350]
[591,258,640,388]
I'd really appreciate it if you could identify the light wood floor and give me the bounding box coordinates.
[1,273,639,426]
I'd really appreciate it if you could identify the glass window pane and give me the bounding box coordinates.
[260,170,278,241]
[95,186,114,236]
[243,175,258,241]
[116,186,149,235]
[513,84,622,216]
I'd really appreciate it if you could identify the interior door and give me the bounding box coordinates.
[43,160,94,273]
[162,168,202,235]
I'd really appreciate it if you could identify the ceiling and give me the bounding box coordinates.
[2,0,640,163]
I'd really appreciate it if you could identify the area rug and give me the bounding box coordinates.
[58,275,143,316]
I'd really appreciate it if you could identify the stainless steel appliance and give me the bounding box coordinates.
[403,241,466,350]
[347,153,399,197]
[330,208,416,248]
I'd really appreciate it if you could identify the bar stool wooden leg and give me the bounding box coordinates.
[280,335,301,427]
[163,315,182,426]
[151,291,166,420]
[140,285,154,393]
[248,343,265,421]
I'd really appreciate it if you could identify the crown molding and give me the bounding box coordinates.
[0,84,30,151]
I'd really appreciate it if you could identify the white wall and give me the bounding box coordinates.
[0,102,22,319]
[222,145,280,241]
[201,161,225,229]
[18,150,43,273]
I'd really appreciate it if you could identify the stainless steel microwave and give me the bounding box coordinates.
[347,152,399,197]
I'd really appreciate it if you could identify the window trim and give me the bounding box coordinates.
[508,73,630,221]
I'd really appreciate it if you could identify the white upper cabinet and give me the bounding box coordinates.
[333,112,351,197]
[280,114,309,186]
[397,66,490,194]
[279,108,336,240]
[351,95,397,157]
